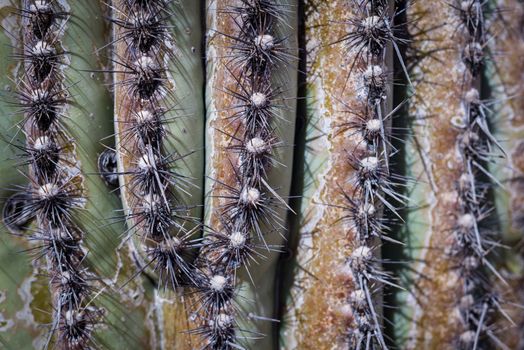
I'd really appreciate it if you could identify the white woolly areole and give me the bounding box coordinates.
[209,275,227,292]
[255,34,275,50]
[33,136,51,150]
[31,88,48,101]
[463,256,479,270]
[250,92,267,108]
[460,330,475,344]
[135,55,156,70]
[464,88,479,103]
[350,246,372,272]
[138,153,156,170]
[32,41,54,55]
[240,187,260,205]
[60,271,71,284]
[338,262,354,279]
[246,137,268,154]
[352,246,372,261]
[230,231,246,248]
[452,305,463,323]
[214,313,233,329]
[135,110,154,123]
[363,65,384,83]
[359,203,376,217]
[363,16,382,29]
[460,173,469,182]
[366,118,381,133]
[465,41,483,53]
[360,156,379,171]
[38,183,59,198]
[459,173,471,188]
[350,289,366,308]
[458,213,475,229]
[339,303,353,318]
[31,0,50,11]
[460,294,474,309]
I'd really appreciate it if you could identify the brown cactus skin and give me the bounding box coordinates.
[403,1,467,347]
[279,1,361,348]
[204,0,239,234]
[159,291,198,349]
[280,0,398,348]
[403,0,502,348]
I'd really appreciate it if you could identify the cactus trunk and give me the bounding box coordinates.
[0,0,523,349]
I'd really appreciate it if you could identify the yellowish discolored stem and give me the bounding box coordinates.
[281,1,379,348]
[405,1,473,348]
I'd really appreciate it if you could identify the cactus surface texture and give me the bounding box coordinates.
[0,0,523,349]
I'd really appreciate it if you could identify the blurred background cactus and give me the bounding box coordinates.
[0,0,522,349]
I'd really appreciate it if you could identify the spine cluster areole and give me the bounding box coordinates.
[13,0,101,347]
[111,0,198,291]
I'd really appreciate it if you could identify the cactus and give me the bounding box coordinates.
[0,0,523,349]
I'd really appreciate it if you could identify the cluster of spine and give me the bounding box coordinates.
[194,1,286,348]
[448,1,507,347]
[340,1,406,348]
[111,0,195,289]
[15,0,100,347]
